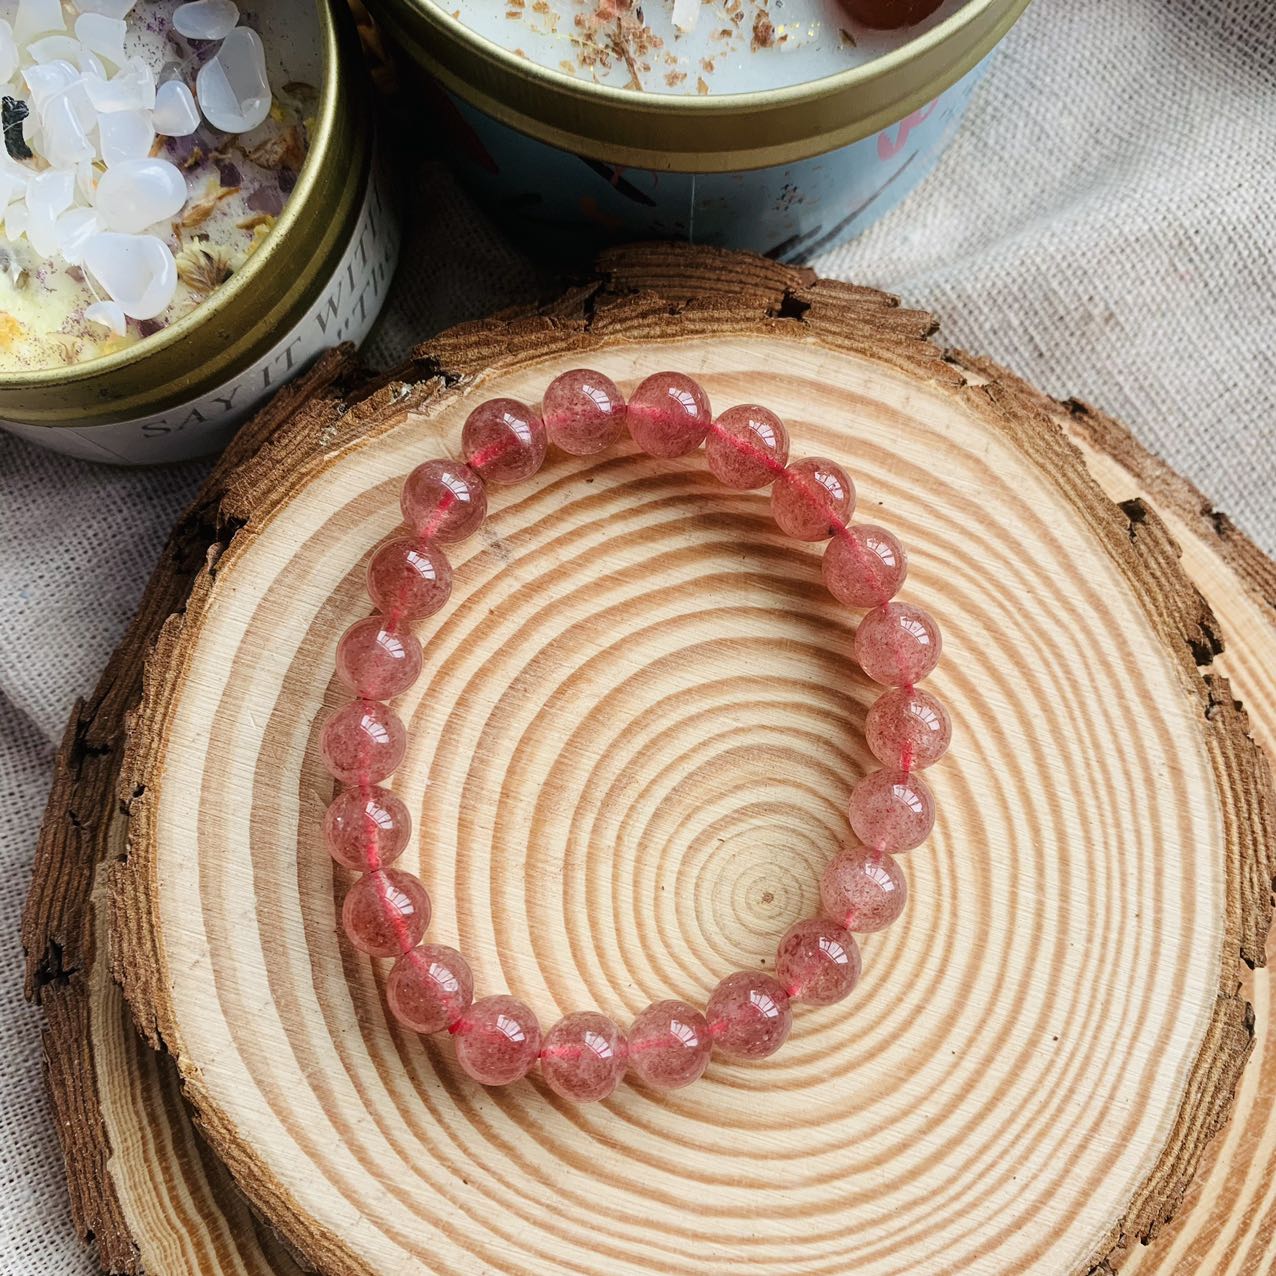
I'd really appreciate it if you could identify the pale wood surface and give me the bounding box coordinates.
[22,246,1276,1274]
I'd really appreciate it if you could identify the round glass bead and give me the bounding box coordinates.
[323,785,411,872]
[823,524,908,609]
[334,617,422,700]
[541,368,627,455]
[705,404,790,489]
[400,459,486,543]
[453,995,542,1086]
[626,371,713,458]
[366,536,452,622]
[462,397,547,484]
[387,943,473,1034]
[865,686,952,771]
[320,699,407,785]
[706,971,792,1060]
[627,999,713,1090]
[848,767,936,853]
[820,845,908,932]
[854,601,942,686]
[341,868,431,958]
[771,457,855,540]
[776,918,862,1005]
[539,1011,628,1103]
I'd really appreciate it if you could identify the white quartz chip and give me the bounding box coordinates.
[173,0,239,41]
[196,26,270,133]
[0,21,17,85]
[84,58,156,112]
[85,298,127,336]
[38,88,95,168]
[76,0,137,18]
[23,59,78,108]
[14,0,65,46]
[54,206,101,264]
[93,158,187,233]
[75,14,128,68]
[98,108,155,166]
[84,232,176,318]
[152,80,200,136]
[26,34,81,63]
[26,167,75,257]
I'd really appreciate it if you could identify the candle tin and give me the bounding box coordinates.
[0,0,400,465]
[368,0,1029,259]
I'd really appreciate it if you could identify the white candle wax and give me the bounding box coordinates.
[437,0,967,95]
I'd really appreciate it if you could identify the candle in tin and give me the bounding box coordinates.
[372,0,1028,256]
[0,0,311,372]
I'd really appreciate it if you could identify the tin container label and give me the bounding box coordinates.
[2,163,399,465]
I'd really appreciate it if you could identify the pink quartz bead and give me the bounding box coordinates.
[387,943,474,1034]
[627,999,713,1090]
[848,767,936,853]
[865,686,952,771]
[822,524,908,609]
[341,868,431,957]
[706,971,792,1060]
[323,785,411,871]
[539,1011,628,1103]
[854,601,942,686]
[366,536,453,622]
[541,368,627,455]
[771,457,855,540]
[453,995,542,1086]
[626,371,713,458]
[776,918,862,1005]
[462,397,547,484]
[400,459,486,543]
[320,699,407,785]
[820,845,908,932]
[705,403,790,489]
[335,617,422,700]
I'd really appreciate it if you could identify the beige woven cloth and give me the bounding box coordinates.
[2,1,1273,1270]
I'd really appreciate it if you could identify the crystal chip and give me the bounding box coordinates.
[37,90,94,168]
[98,108,155,166]
[14,0,65,46]
[85,298,126,335]
[75,14,128,67]
[54,206,101,264]
[152,80,200,136]
[93,157,187,232]
[76,0,137,17]
[23,60,77,109]
[196,26,270,133]
[83,231,177,318]
[0,21,16,85]
[84,57,156,113]
[26,34,81,63]
[173,0,240,41]
[25,168,75,256]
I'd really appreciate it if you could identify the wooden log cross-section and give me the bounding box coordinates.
[21,245,1276,1275]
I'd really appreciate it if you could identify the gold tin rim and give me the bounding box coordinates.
[374,0,1031,172]
[1,0,369,426]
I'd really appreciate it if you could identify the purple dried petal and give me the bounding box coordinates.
[218,160,242,187]
[138,318,163,337]
[246,185,284,215]
[278,168,296,193]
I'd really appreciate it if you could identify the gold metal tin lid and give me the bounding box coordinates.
[373,0,1031,173]
[0,0,370,429]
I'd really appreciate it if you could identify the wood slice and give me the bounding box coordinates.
[103,246,1270,1275]
[20,245,1276,1274]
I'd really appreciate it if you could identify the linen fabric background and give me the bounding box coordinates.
[2,1,1273,1269]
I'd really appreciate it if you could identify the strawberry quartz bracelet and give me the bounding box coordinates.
[319,369,949,1103]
